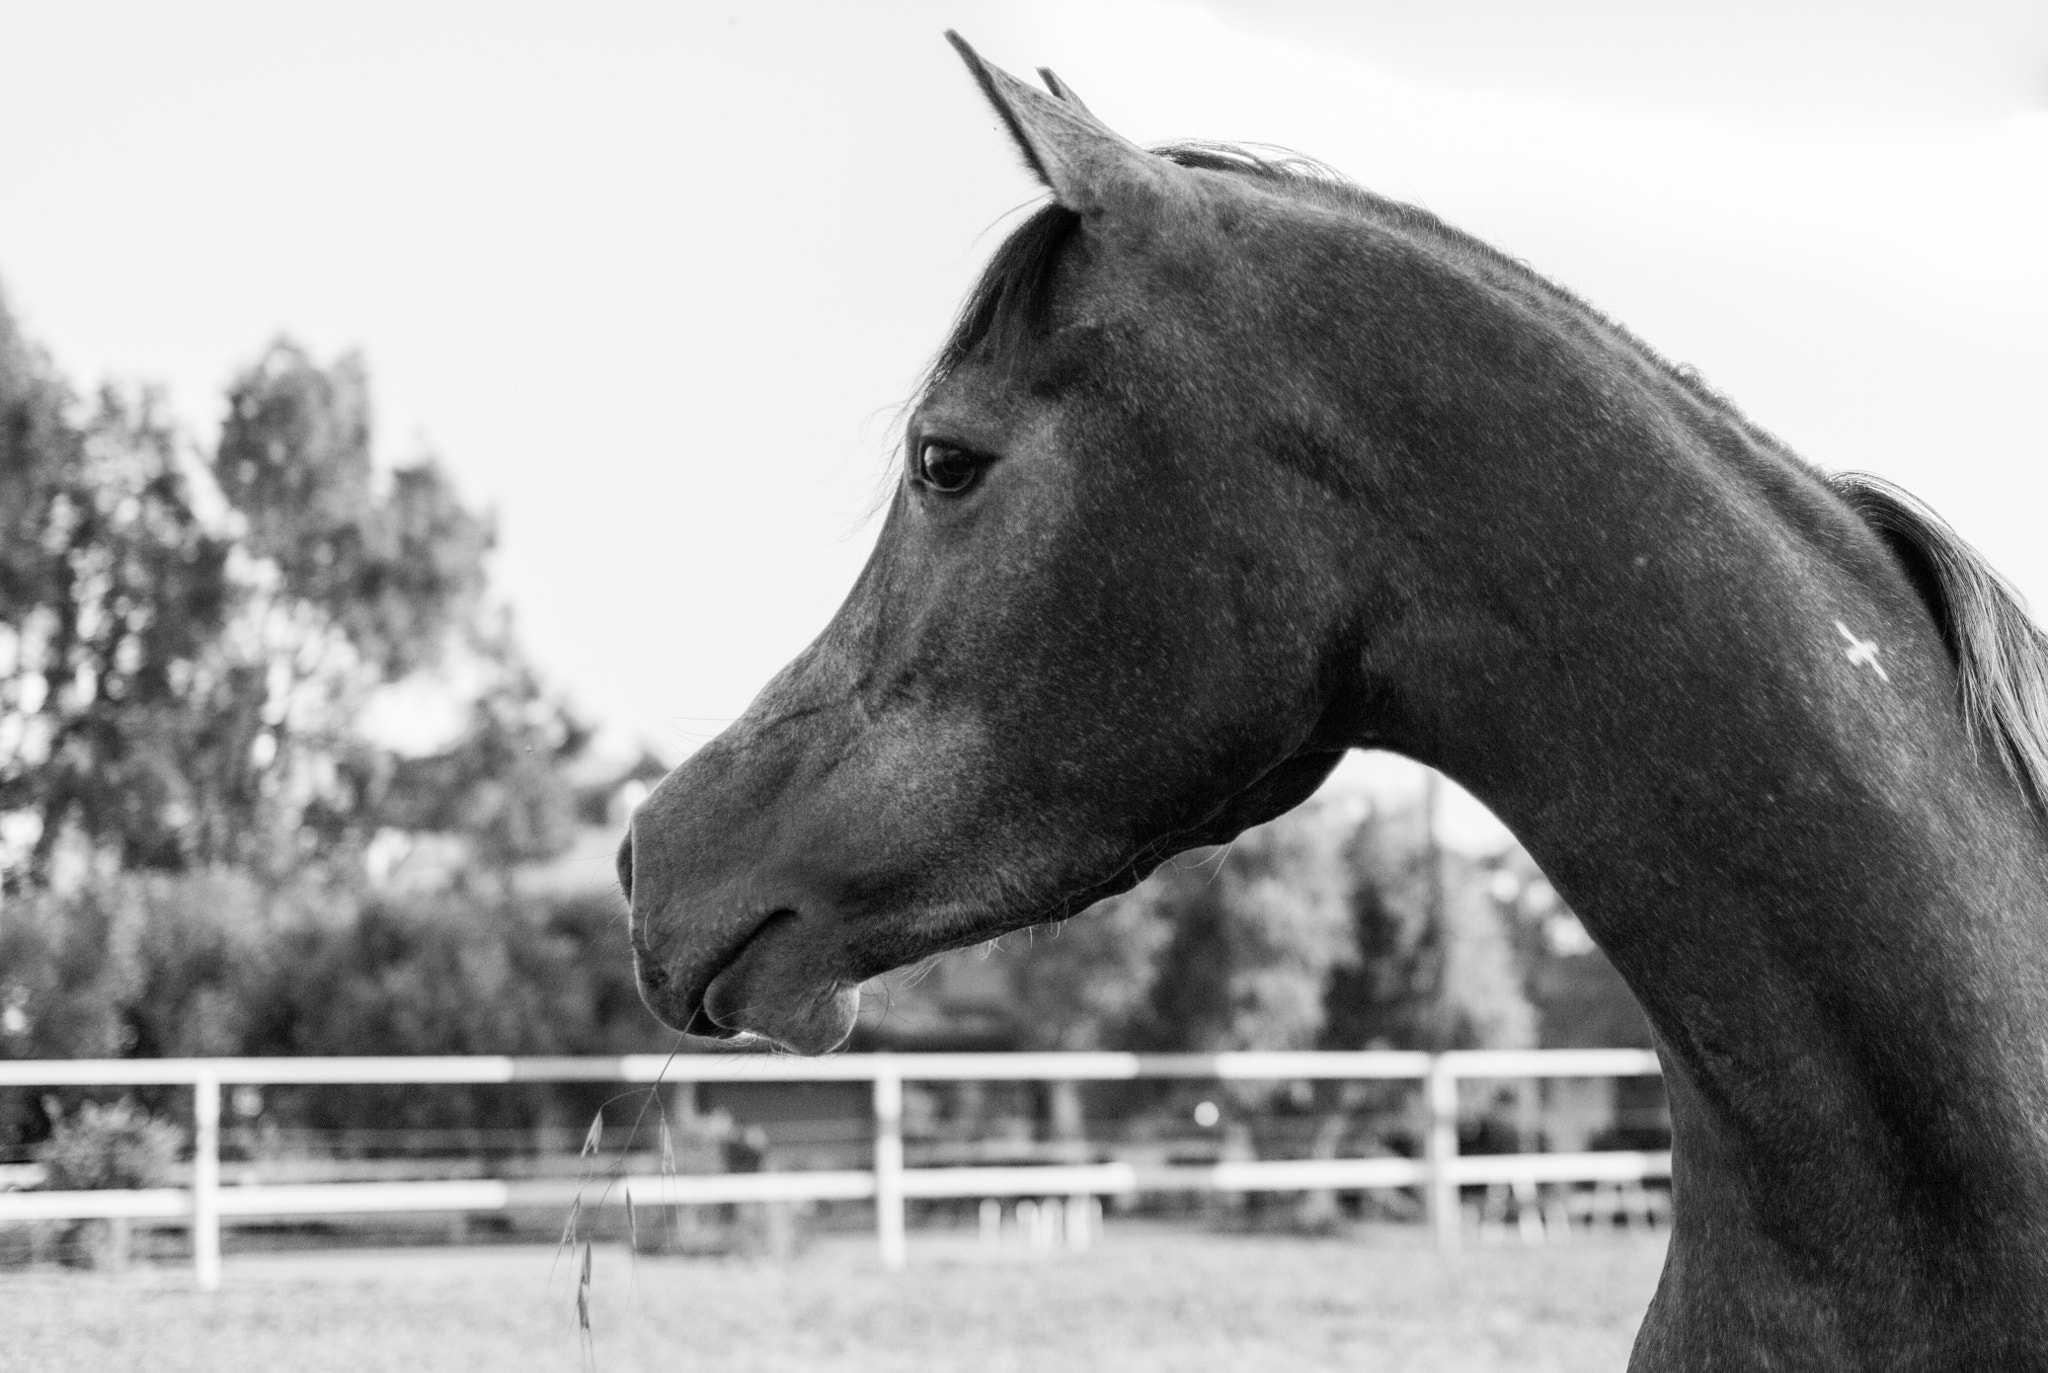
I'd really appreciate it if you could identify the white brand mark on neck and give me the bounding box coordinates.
[1834,620,1891,683]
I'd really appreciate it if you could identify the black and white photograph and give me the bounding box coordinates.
[3,3,2046,1369]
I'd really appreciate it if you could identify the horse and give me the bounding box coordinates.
[618,33,2048,1370]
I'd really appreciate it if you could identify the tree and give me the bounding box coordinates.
[0,294,637,1161]
[993,789,1543,1058]
[0,301,238,881]
[210,339,582,883]
[1005,895,1172,1051]
[1319,802,1537,1053]
[121,868,287,1060]
[0,876,141,1064]
[373,625,588,883]
[990,801,1359,1055]
[0,308,574,890]
[205,340,502,876]
[212,343,491,681]
[1129,803,1359,1053]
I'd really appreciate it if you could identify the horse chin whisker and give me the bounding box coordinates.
[1194,837,1241,886]
[896,954,944,990]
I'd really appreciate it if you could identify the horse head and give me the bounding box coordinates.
[622,36,1391,1051]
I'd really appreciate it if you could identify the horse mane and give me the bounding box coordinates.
[925,142,1783,448]
[922,201,1079,392]
[1830,472,2048,814]
[928,145,2048,818]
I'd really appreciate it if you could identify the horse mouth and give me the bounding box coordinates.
[696,908,796,1035]
[640,908,860,1055]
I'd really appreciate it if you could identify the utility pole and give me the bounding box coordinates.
[1421,767,1444,940]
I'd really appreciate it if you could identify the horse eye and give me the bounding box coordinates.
[916,442,981,494]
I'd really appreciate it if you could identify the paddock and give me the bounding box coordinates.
[3,1222,1668,1373]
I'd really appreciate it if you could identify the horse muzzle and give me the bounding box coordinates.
[624,824,863,1054]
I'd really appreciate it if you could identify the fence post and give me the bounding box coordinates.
[872,1064,906,1270]
[1425,1055,1460,1253]
[192,1067,221,1290]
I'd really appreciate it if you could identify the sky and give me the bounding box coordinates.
[2,1,2044,849]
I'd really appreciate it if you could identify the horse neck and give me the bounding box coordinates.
[1386,406,2048,1216]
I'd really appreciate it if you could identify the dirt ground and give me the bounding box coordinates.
[2,1222,1667,1373]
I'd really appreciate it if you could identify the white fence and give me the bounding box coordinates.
[0,1049,1667,1288]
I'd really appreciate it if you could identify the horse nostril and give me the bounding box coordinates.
[615,831,634,902]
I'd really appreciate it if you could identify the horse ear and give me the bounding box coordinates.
[1035,67,1093,116]
[945,32,1173,217]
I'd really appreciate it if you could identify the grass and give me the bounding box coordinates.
[2,1222,1667,1372]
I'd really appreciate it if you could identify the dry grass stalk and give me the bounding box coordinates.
[556,1038,691,1365]
[576,1240,595,1368]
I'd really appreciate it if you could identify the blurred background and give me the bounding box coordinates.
[1,2,2043,1366]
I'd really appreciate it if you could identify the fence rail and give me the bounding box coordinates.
[0,1049,1666,1288]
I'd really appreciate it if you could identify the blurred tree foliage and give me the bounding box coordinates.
[1005,892,1173,1052]
[1320,809,1536,1052]
[0,868,655,1138]
[0,292,641,1134]
[0,324,238,876]
[38,1097,180,1191]
[374,638,587,880]
[990,797,1550,1058]
[0,877,142,1063]
[213,345,491,682]
[1126,806,1359,1053]
[0,298,582,891]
